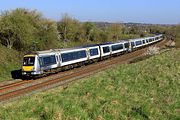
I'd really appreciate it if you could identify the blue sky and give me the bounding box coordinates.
[0,0,180,24]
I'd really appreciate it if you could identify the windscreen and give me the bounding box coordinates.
[23,57,35,66]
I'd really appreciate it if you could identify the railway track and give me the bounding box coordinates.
[0,80,33,95]
[0,40,167,103]
[0,80,25,89]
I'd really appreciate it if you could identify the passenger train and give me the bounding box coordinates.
[22,34,163,77]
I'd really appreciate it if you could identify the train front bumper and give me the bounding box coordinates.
[22,71,37,76]
[22,71,42,76]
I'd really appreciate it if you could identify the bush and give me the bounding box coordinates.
[0,8,59,51]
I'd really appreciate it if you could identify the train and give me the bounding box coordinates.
[22,34,163,77]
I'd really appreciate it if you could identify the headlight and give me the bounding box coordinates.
[22,72,26,75]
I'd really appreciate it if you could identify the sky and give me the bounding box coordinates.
[0,0,180,24]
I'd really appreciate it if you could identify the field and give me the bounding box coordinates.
[0,49,179,120]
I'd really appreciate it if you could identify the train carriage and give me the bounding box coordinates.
[87,45,101,60]
[155,34,163,42]
[148,37,155,44]
[60,47,88,66]
[111,40,129,55]
[99,43,112,58]
[134,38,145,48]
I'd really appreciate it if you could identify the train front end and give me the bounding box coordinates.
[22,54,41,77]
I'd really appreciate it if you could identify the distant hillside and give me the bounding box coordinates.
[90,21,175,28]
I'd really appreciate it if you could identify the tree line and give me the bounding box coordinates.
[0,8,179,52]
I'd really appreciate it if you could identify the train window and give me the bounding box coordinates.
[90,48,99,56]
[135,41,142,46]
[42,55,56,66]
[112,44,123,51]
[23,57,35,66]
[103,46,110,53]
[146,39,149,43]
[61,50,87,62]
[62,53,69,62]
[79,51,86,58]
[62,53,70,62]
[124,43,129,48]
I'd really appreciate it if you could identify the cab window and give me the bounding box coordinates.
[23,57,35,66]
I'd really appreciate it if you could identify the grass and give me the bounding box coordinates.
[0,49,180,120]
[0,45,22,82]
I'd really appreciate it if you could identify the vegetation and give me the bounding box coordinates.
[174,25,180,48]
[0,44,21,82]
[0,49,179,119]
[0,8,59,51]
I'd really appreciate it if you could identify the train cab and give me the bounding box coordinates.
[22,54,41,76]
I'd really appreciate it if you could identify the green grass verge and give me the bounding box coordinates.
[0,49,180,120]
[0,45,21,82]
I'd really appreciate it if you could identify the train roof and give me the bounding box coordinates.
[79,44,99,48]
[98,42,114,45]
[60,44,99,51]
